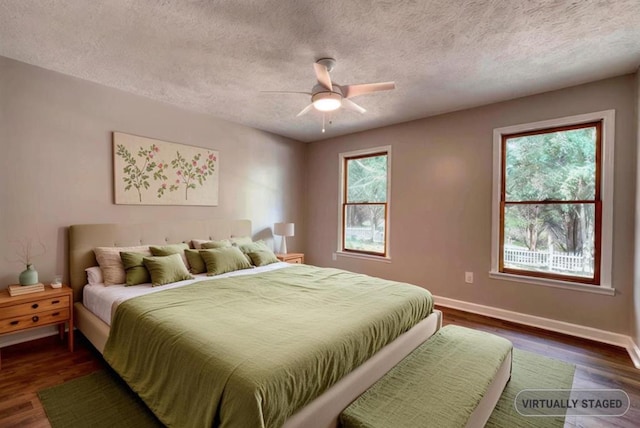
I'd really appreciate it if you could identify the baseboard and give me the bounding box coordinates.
[625,337,640,369]
[433,295,640,369]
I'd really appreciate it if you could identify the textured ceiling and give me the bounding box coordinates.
[1,1,640,142]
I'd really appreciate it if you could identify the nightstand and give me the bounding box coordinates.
[0,285,73,369]
[276,253,305,264]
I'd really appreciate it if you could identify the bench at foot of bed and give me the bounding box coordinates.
[340,325,513,428]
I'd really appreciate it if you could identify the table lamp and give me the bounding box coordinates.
[274,222,294,254]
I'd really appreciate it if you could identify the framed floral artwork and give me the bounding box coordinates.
[113,132,219,206]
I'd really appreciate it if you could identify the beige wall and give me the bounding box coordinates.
[306,74,637,335]
[2,55,637,340]
[0,57,306,288]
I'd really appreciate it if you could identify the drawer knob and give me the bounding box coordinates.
[52,312,60,316]
[32,316,39,322]
[10,320,19,326]
[31,303,39,309]
[52,300,60,304]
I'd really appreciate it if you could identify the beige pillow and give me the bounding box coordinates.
[94,245,151,285]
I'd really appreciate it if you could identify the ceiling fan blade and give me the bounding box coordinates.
[296,103,314,117]
[313,63,333,91]
[343,82,395,98]
[342,98,367,114]
[260,91,312,95]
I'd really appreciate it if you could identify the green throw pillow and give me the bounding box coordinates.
[120,251,151,286]
[201,240,232,249]
[229,236,253,246]
[150,243,190,269]
[200,247,252,276]
[237,240,270,253]
[143,253,194,286]
[185,249,207,274]
[248,250,279,267]
[237,241,277,265]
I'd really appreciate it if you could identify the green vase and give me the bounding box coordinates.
[19,264,39,285]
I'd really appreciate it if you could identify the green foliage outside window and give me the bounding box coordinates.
[503,125,598,278]
[344,154,388,255]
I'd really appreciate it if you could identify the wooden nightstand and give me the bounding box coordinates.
[276,253,305,264]
[0,285,73,369]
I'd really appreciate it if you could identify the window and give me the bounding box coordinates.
[491,111,614,291]
[339,147,391,257]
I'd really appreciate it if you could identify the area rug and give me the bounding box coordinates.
[39,349,575,427]
[38,368,162,428]
[486,348,576,427]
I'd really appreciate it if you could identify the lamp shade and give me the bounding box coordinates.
[274,222,295,237]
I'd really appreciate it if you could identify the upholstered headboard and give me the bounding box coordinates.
[68,219,251,302]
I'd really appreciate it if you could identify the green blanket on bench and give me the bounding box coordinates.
[340,325,512,428]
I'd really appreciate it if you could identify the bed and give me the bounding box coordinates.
[69,219,442,428]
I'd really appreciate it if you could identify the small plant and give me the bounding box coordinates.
[8,238,46,267]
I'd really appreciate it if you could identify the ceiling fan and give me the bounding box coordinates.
[263,58,395,131]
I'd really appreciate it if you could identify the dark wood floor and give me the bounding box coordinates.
[0,307,638,427]
[441,307,640,428]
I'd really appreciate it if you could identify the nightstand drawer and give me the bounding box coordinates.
[0,308,70,335]
[276,253,305,264]
[0,296,69,320]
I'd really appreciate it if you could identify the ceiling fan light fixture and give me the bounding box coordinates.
[312,92,342,112]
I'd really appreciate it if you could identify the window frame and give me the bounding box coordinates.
[338,146,392,260]
[491,111,615,293]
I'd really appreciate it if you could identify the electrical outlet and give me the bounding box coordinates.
[465,272,474,284]
[332,253,337,261]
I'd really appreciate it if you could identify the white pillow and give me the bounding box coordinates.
[85,266,104,285]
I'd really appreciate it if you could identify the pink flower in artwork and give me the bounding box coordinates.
[177,170,182,176]
[154,146,159,152]
[158,163,163,168]
[162,183,167,189]
[192,160,197,166]
[208,153,214,160]
[149,153,154,158]
[213,156,217,161]
[176,179,180,184]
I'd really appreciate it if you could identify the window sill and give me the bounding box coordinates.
[489,271,615,296]
[335,251,392,263]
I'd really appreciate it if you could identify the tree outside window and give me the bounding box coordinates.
[500,122,601,284]
[342,151,389,256]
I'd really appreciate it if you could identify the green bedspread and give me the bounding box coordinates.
[103,265,433,428]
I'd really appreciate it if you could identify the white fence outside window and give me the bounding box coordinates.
[345,227,385,243]
[503,246,592,273]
